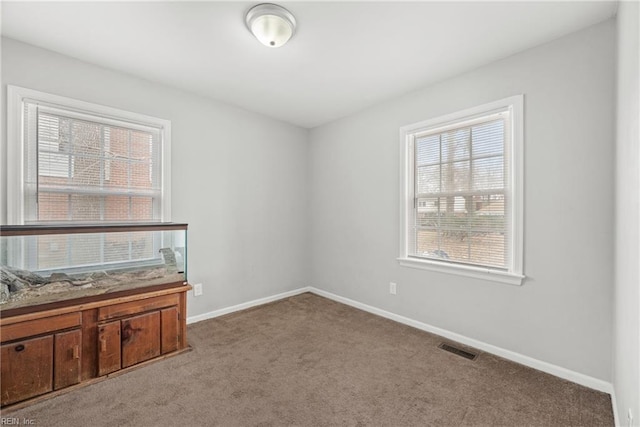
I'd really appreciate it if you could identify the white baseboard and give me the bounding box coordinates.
[610,388,621,427]
[186,287,311,324]
[187,285,614,397]
[307,287,614,396]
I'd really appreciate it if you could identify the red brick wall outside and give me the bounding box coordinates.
[37,121,155,222]
[35,118,157,269]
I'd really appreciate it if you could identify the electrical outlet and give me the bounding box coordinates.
[628,409,633,427]
[193,283,203,296]
[389,282,397,295]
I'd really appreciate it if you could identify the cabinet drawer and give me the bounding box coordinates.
[1,335,53,406]
[1,313,81,343]
[98,294,179,321]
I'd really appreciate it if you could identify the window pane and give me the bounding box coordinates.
[103,195,131,221]
[472,156,504,190]
[416,165,440,194]
[32,231,158,271]
[441,161,470,193]
[130,196,154,221]
[13,90,172,279]
[38,193,69,221]
[104,231,154,263]
[404,98,521,275]
[131,161,152,189]
[39,152,70,178]
[70,194,103,221]
[37,113,59,142]
[416,135,440,165]
[411,114,509,269]
[416,197,440,227]
[415,229,447,260]
[415,193,506,267]
[106,127,127,156]
[472,120,504,157]
[106,159,130,190]
[31,104,162,223]
[441,128,469,162]
[69,233,102,266]
[469,233,505,267]
[416,229,471,262]
[36,235,68,270]
[473,195,506,230]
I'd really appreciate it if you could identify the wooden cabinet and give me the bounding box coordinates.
[121,311,161,368]
[1,330,83,404]
[98,321,121,377]
[0,283,190,408]
[1,336,54,405]
[96,293,181,374]
[53,330,81,390]
[161,307,179,354]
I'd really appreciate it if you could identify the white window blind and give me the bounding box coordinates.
[412,113,509,269]
[8,86,172,271]
[22,100,163,223]
[399,96,524,285]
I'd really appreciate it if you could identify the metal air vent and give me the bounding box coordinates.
[438,342,478,361]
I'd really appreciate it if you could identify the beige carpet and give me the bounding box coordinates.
[4,293,613,426]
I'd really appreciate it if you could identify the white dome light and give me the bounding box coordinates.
[245,3,296,48]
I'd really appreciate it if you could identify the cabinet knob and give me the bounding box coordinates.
[73,345,80,359]
[14,344,25,352]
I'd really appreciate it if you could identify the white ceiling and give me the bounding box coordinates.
[1,1,617,128]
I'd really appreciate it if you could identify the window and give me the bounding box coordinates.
[399,96,524,285]
[7,86,172,272]
[7,85,171,224]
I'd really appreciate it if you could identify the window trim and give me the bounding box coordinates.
[398,95,524,286]
[7,85,172,225]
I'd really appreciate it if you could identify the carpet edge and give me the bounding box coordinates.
[186,287,313,324]
[186,284,616,410]
[308,287,615,398]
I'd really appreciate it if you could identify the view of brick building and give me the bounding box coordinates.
[37,111,157,222]
[32,110,161,270]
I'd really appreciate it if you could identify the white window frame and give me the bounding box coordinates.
[398,95,524,286]
[7,85,172,225]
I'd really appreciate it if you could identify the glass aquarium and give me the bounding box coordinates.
[0,223,187,311]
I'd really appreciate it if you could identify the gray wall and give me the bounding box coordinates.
[614,1,640,423]
[0,17,624,390]
[308,20,615,381]
[1,38,310,318]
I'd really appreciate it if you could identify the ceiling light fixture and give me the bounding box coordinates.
[245,3,296,48]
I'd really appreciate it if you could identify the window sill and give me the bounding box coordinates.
[397,257,525,286]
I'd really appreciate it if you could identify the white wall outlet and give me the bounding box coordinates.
[193,283,203,296]
[628,409,633,427]
[389,282,397,295]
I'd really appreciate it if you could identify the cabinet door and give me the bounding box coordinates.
[1,335,53,406]
[54,329,81,390]
[98,321,121,376]
[161,307,179,354]
[121,311,160,368]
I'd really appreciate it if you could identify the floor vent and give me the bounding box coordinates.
[438,342,478,361]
